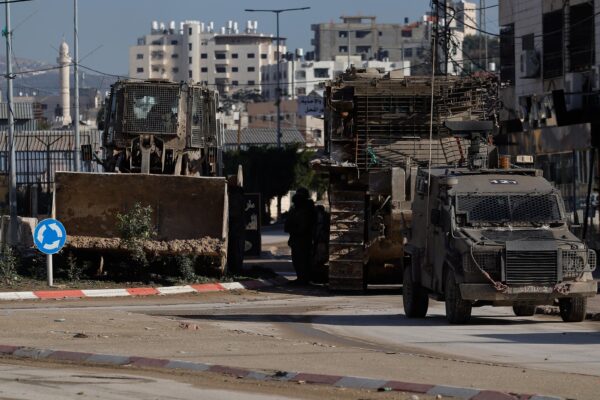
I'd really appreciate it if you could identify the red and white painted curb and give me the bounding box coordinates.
[0,344,561,400]
[0,276,288,301]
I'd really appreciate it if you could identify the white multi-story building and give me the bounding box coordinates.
[261,55,411,100]
[129,20,286,94]
[453,1,478,36]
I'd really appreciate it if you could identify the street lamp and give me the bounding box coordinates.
[245,7,310,148]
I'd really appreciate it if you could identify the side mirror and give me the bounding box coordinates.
[431,209,441,226]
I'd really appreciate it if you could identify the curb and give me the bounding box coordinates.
[0,344,561,400]
[0,276,289,301]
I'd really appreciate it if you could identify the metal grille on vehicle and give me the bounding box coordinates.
[456,194,562,224]
[562,249,597,278]
[122,84,180,134]
[505,250,558,285]
[191,88,204,147]
[463,251,501,280]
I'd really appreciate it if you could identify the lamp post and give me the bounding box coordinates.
[245,7,310,148]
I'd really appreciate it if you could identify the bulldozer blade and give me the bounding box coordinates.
[54,172,228,263]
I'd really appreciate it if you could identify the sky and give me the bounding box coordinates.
[6,0,499,76]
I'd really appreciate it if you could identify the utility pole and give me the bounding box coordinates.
[245,7,310,149]
[73,0,81,171]
[4,0,18,245]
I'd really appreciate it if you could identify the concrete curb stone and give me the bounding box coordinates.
[0,344,564,400]
[0,276,286,302]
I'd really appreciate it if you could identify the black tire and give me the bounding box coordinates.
[559,297,587,322]
[403,266,429,318]
[512,304,537,317]
[445,272,472,324]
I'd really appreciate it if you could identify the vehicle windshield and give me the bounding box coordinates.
[455,193,564,226]
[122,84,180,134]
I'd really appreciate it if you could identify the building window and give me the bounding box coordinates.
[339,31,348,38]
[521,33,534,51]
[137,67,144,73]
[201,67,208,72]
[248,66,255,72]
[314,68,329,78]
[339,46,348,53]
[188,27,193,35]
[201,53,207,59]
[172,67,179,73]
[500,24,515,84]
[189,57,192,64]
[232,80,239,86]
[216,66,227,73]
[355,30,370,38]
[136,54,143,60]
[404,48,413,58]
[171,53,178,58]
[416,48,424,57]
[232,67,239,72]
[232,53,238,59]
[248,80,255,86]
[569,2,595,72]
[247,53,255,58]
[189,70,193,78]
[296,87,306,95]
[215,52,227,60]
[261,53,268,59]
[356,46,371,54]
[543,10,563,79]
[296,70,306,79]
[401,30,412,38]
[152,66,159,72]
[171,40,178,45]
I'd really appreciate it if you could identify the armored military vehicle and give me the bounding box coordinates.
[54,80,229,271]
[316,68,499,290]
[404,147,597,323]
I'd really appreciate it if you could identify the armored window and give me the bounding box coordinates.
[455,194,563,225]
[122,83,180,134]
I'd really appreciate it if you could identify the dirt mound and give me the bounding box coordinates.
[66,235,223,256]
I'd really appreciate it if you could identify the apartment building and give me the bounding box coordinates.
[260,56,411,100]
[129,20,286,94]
[498,0,600,213]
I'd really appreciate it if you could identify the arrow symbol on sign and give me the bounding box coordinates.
[43,240,61,250]
[49,223,63,238]
[37,225,47,244]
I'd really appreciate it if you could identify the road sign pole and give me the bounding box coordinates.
[47,254,53,286]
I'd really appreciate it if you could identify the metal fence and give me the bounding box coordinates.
[0,130,102,216]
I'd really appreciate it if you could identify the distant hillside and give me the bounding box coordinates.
[0,56,116,97]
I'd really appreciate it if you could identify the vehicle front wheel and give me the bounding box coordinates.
[445,272,472,324]
[403,266,429,318]
[512,304,537,317]
[559,297,587,322]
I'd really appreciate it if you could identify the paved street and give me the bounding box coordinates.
[1,282,599,399]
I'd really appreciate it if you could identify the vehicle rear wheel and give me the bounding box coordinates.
[402,266,429,318]
[559,297,587,322]
[512,304,537,317]
[445,272,472,324]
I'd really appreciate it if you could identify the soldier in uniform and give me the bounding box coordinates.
[284,187,316,284]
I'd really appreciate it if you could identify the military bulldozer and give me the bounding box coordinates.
[55,80,229,271]
[315,68,499,291]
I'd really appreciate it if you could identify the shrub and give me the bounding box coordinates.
[116,203,155,267]
[0,245,19,284]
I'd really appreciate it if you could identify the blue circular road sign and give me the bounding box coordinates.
[33,219,67,255]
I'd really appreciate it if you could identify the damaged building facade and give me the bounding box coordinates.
[498,0,600,221]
